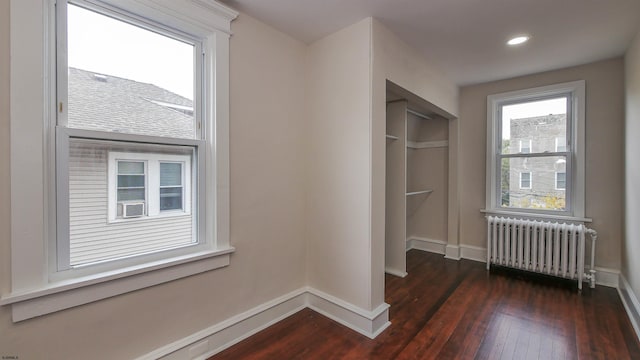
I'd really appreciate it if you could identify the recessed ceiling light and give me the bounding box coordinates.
[507,36,530,46]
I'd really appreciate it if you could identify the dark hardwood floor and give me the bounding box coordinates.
[210,250,640,359]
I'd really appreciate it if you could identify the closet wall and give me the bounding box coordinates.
[406,114,449,246]
[385,101,408,277]
[385,97,450,277]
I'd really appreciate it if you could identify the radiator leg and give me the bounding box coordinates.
[588,229,598,289]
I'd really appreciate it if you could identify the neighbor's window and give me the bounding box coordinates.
[160,162,184,211]
[520,172,532,189]
[519,139,532,153]
[556,172,566,190]
[485,81,586,217]
[556,137,567,152]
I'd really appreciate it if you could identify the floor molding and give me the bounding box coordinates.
[306,287,391,339]
[406,237,445,254]
[460,245,486,263]
[618,275,640,343]
[444,244,461,260]
[139,287,390,360]
[412,245,620,289]
[594,267,620,288]
[385,267,408,278]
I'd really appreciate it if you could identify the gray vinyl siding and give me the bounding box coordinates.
[68,143,194,266]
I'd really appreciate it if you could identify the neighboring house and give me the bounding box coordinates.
[67,67,195,266]
[506,114,567,209]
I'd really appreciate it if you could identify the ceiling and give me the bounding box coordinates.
[220,0,640,86]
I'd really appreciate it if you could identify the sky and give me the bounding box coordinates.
[501,97,566,139]
[68,4,194,100]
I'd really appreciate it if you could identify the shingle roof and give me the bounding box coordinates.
[67,67,195,139]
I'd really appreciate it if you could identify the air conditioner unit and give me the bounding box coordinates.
[122,202,145,218]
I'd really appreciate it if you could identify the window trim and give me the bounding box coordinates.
[484,80,586,220]
[519,139,531,154]
[3,0,237,322]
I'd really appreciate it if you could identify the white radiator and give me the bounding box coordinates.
[486,216,597,290]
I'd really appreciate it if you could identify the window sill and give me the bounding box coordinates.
[0,247,235,322]
[481,209,592,223]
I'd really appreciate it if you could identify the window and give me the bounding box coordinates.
[5,0,237,321]
[117,161,146,217]
[160,163,184,211]
[556,172,566,190]
[107,151,191,224]
[520,172,532,189]
[485,81,586,218]
[57,1,204,274]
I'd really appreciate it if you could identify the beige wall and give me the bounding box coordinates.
[624,31,640,301]
[371,19,458,118]
[406,115,449,242]
[1,1,11,299]
[305,18,374,310]
[459,58,625,270]
[0,10,308,359]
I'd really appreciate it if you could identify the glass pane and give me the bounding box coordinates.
[118,188,145,201]
[501,156,566,211]
[118,161,144,174]
[160,163,182,186]
[160,187,183,210]
[117,175,144,187]
[67,138,196,266]
[501,97,567,154]
[66,4,196,139]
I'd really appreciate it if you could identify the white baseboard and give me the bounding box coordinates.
[408,238,481,262]
[385,267,408,278]
[594,267,619,288]
[139,287,390,360]
[406,237,445,254]
[413,242,620,289]
[306,287,391,339]
[618,275,640,343]
[460,245,486,263]
[444,244,460,260]
[141,288,307,360]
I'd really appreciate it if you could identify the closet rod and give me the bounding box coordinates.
[407,109,432,120]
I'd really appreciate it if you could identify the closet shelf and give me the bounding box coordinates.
[386,134,399,141]
[406,189,433,196]
[406,140,448,149]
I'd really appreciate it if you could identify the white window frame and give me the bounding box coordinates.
[3,0,237,322]
[484,80,587,221]
[519,172,532,189]
[519,139,532,153]
[107,152,192,222]
[555,171,566,190]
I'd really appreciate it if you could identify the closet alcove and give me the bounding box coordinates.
[385,83,451,277]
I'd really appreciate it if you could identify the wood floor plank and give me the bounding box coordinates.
[209,250,640,360]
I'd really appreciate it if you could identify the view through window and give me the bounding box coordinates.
[499,97,569,211]
[63,2,200,267]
